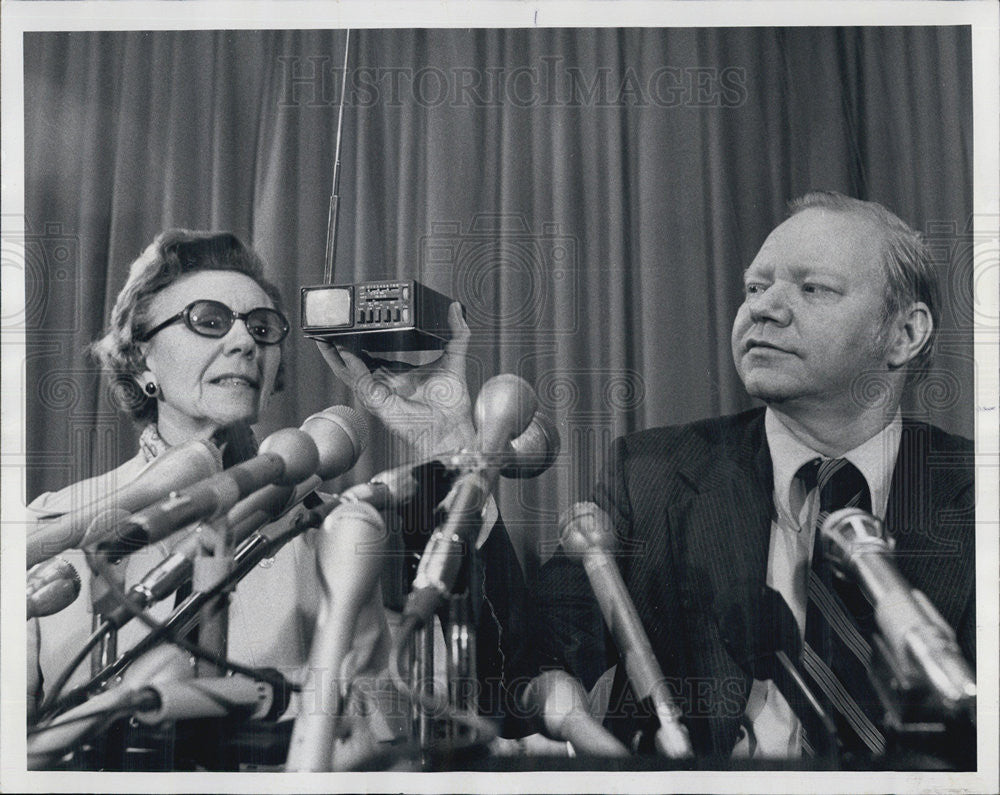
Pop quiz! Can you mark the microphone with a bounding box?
[821,508,977,720]
[26,438,223,567]
[300,404,370,480]
[28,644,196,768]
[132,675,287,724]
[89,505,322,687]
[403,374,537,624]
[521,670,630,757]
[29,644,286,767]
[286,500,389,771]
[106,405,369,627]
[560,502,693,758]
[95,427,320,559]
[215,405,368,538]
[101,489,295,631]
[27,558,82,618]
[340,408,561,510]
[500,409,561,479]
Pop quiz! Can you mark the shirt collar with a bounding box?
[765,407,902,523]
[138,423,171,463]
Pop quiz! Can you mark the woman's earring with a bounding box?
[144,381,158,397]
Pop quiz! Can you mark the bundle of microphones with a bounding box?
[26,373,976,771]
[26,373,565,770]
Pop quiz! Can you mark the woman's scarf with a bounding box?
[138,422,259,467]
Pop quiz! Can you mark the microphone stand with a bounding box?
[409,615,435,759]
[84,509,132,678]
[442,580,478,756]
[399,376,539,767]
[194,516,233,677]
[85,553,129,770]
[181,516,234,771]
[49,482,343,769]
[406,574,480,768]
[404,506,482,768]
[89,569,120,677]
[82,547,183,771]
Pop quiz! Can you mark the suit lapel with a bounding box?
[665,411,774,754]
[670,476,773,672]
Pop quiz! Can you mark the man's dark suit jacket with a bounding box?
[534,407,975,758]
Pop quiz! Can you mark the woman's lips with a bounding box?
[209,374,260,388]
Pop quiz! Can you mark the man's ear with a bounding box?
[885,301,933,369]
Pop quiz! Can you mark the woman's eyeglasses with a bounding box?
[141,300,289,345]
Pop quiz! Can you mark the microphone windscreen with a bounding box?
[473,374,537,454]
[501,410,561,479]
[258,428,320,485]
[558,501,617,558]
[301,405,369,479]
[26,558,81,618]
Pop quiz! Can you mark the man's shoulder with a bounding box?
[605,408,766,496]
[617,407,765,459]
[901,418,974,454]
[895,418,974,506]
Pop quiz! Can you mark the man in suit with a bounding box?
[534,192,975,762]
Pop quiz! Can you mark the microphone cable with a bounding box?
[46,493,342,717]
[35,619,114,721]
[38,520,314,724]
[86,545,296,694]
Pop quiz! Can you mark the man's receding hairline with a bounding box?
[775,204,890,273]
[789,202,886,234]
[787,195,906,269]
[795,204,896,278]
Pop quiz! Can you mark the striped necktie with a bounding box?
[797,457,886,760]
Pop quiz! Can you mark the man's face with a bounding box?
[731,207,891,409]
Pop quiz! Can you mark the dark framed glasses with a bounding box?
[141,300,289,345]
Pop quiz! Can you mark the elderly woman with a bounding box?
[29,231,314,717]
[28,229,529,762]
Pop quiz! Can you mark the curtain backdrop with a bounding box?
[23,27,974,572]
